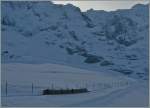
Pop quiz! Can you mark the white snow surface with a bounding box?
[1,63,148,107]
[1,1,149,107]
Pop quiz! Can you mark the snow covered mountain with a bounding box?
[1,1,149,80]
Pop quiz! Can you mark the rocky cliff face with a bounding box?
[1,1,149,80]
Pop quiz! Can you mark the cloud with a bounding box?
[53,0,149,11]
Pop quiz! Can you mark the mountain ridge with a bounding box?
[1,1,149,80]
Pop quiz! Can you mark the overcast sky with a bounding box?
[53,0,149,11]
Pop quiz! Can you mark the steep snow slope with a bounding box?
[1,1,149,80]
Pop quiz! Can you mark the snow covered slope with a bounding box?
[1,1,149,80]
[2,63,148,107]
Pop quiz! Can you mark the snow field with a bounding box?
[1,63,135,106]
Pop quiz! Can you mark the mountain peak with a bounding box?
[132,3,149,9]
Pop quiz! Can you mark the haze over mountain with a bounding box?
[1,1,149,80]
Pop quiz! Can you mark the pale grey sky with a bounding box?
[53,0,149,11]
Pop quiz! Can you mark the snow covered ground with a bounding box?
[1,2,149,107]
[1,63,148,107]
